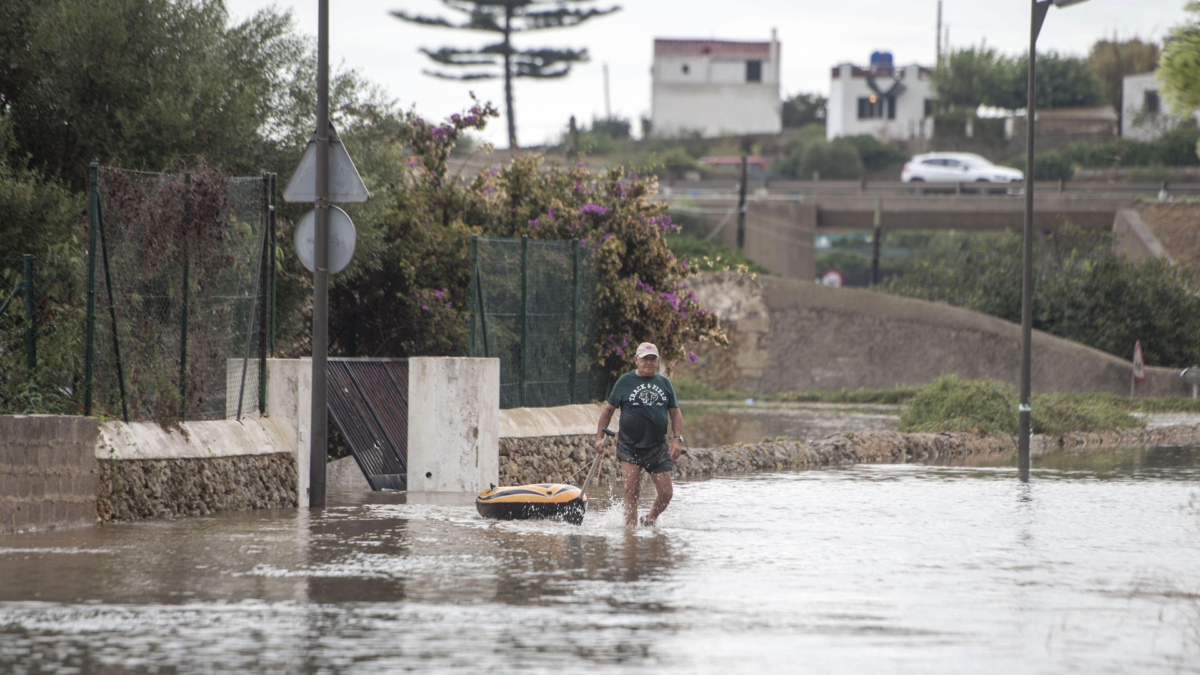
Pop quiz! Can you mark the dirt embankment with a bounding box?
[1138,202,1200,282]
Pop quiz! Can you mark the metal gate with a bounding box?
[326,358,408,491]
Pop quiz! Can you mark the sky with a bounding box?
[224,0,1189,147]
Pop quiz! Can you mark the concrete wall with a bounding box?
[0,416,99,535]
[674,272,1190,397]
[406,357,500,493]
[265,358,311,507]
[1112,208,1169,262]
[1122,72,1200,141]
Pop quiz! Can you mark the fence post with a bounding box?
[22,254,35,374]
[871,198,882,287]
[269,173,278,357]
[98,195,130,424]
[84,164,99,415]
[179,172,191,421]
[259,173,270,414]
[570,239,580,404]
[469,234,478,357]
[519,234,529,408]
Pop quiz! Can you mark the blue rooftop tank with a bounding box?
[869,51,894,69]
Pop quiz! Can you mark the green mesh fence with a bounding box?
[85,166,275,422]
[469,236,605,409]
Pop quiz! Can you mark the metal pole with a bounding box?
[259,174,269,414]
[179,173,191,421]
[570,239,580,404]
[871,199,882,287]
[519,235,529,408]
[736,155,748,250]
[269,173,278,357]
[84,164,99,416]
[23,254,35,373]
[469,234,478,357]
[99,198,130,424]
[310,0,331,508]
[236,208,268,422]
[1018,0,1040,482]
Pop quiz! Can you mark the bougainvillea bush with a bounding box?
[325,101,727,380]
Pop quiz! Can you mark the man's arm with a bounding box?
[668,407,684,460]
[595,403,617,454]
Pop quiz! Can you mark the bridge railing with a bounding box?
[660,179,1200,200]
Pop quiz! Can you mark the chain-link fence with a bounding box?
[0,255,36,376]
[469,235,605,409]
[84,165,277,423]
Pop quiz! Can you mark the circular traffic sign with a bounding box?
[294,206,357,275]
[819,269,844,288]
[1181,366,1200,385]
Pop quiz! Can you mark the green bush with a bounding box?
[794,139,865,180]
[664,235,770,275]
[897,374,1144,436]
[1007,151,1075,180]
[842,135,910,171]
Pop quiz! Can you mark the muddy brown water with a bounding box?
[1,447,1199,674]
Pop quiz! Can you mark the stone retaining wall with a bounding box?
[500,426,1200,487]
[0,416,99,535]
[97,454,296,522]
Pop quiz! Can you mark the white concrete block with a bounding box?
[266,358,312,507]
[406,357,500,493]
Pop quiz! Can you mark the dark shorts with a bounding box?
[616,440,674,474]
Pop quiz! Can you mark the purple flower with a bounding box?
[575,162,586,168]
[603,232,613,240]
[577,204,609,217]
[433,289,445,300]
[687,352,698,364]
[421,305,430,311]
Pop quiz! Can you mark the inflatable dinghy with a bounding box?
[475,484,586,525]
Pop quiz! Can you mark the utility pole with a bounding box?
[603,63,612,120]
[736,155,748,250]
[936,1,943,64]
[310,0,331,508]
[871,199,882,286]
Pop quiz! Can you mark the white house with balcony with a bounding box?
[1122,71,1199,141]
[827,52,936,142]
[650,34,782,138]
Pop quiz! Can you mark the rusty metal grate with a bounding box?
[327,358,408,491]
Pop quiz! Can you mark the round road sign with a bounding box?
[1181,366,1200,385]
[820,269,844,288]
[295,206,357,275]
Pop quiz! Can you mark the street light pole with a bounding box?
[1019,0,1088,482]
[310,0,330,508]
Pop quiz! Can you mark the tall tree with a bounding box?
[781,93,827,128]
[1159,3,1200,122]
[1088,37,1160,125]
[932,45,1015,110]
[390,0,620,149]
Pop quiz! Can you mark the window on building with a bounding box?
[746,60,762,83]
[924,98,937,117]
[857,96,895,120]
[682,63,690,75]
[1145,90,1160,114]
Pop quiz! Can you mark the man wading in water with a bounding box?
[595,342,685,527]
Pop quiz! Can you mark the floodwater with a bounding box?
[2,448,1199,674]
[685,401,898,445]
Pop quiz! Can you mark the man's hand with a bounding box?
[669,438,682,460]
[595,437,607,455]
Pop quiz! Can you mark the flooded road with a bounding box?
[684,401,899,446]
[2,447,1199,674]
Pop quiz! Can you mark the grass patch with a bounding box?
[897,374,1145,436]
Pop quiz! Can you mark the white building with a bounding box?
[1122,72,1199,141]
[827,53,936,141]
[650,34,782,138]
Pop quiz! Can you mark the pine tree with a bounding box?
[390,0,619,148]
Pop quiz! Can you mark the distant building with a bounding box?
[650,34,782,138]
[1122,71,1199,141]
[827,52,935,142]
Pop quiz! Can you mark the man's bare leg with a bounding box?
[643,471,673,525]
[621,462,642,527]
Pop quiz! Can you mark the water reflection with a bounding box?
[685,403,897,446]
[0,449,1197,674]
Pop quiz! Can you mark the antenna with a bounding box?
[937,1,943,64]
[603,63,612,120]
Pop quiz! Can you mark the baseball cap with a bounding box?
[635,342,659,359]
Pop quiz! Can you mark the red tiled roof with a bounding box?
[654,39,772,60]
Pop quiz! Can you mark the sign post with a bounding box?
[281,0,369,508]
[1132,340,1146,397]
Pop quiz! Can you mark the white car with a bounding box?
[901,152,1024,184]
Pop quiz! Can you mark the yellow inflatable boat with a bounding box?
[475,483,586,525]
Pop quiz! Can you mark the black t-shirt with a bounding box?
[607,371,677,448]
